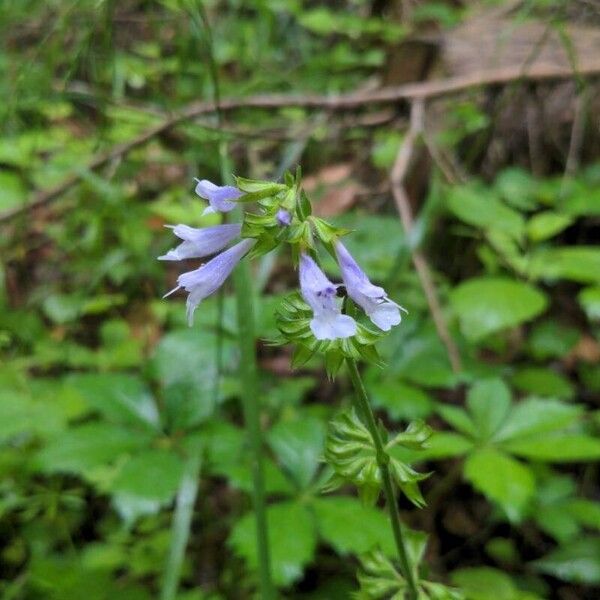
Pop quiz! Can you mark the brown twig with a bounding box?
[390,100,463,374]
[3,61,600,224]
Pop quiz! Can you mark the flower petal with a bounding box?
[158,223,241,261]
[194,179,242,213]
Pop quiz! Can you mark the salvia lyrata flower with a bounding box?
[335,240,406,331]
[299,253,357,341]
[158,223,242,261]
[165,238,256,326]
[195,178,242,215]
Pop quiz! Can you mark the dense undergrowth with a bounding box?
[1,1,600,599]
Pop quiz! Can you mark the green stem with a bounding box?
[234,259,274,600]
[346,359,419,600]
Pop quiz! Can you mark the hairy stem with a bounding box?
[346,358,419,600]
[234,260,274,599]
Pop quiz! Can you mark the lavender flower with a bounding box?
[158,223,242,261]
[299,253,357,341]
[276,209,292,227]
[195,179,242,215]
[335,241,405,331]
[165,238,256,326]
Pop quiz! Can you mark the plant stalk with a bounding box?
[233,260,274,600]
[346,358,419,600]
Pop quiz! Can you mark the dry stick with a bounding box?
[4,61,600,224]
[390,100,463,374]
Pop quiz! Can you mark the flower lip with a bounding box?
[299,253,357,341]
[194,178,242,214]
[335,240,406,332]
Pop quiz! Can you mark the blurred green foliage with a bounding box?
[1,0,600,599]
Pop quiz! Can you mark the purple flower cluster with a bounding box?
[161,181,254,325]
[299,241,405,341]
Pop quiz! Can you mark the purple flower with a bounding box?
[299,253,357,341]
[194,179,242,215]
[335,241,405,331]
[165,238,256,326]
[276,209,292,227]
[158,223,242,261]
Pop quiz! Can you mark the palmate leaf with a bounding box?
[354,548,464,600]
[275,292,386,377]
[323,410,430,508]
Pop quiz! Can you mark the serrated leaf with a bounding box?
[465,378,512,442]
[269,414,325,489]
[450,278,547,341]
[312,497,395,556]
[504,433,600,462]
[230,501,317,586]
[464,448,534,522]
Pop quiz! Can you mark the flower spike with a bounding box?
[335,240,406,331]
[299,253,357,341]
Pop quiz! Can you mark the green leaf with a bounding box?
[579,286,600,320]
[465,378,512,441]
[464,448,534,522]
[230,501,317,586]
[527,211,573,242]
[312,497,395,556]
[495,167,539,211]
[532,537,600,585]
[64,373,159,430]
[495,398,582,442]
[368,377,434,421]
[436,405,477,438]
[107,448,185,504]
[34,423,151,476]
[527,320,580,360]
[450,277,547,341]
[504,433,600,462]
[528,247,600,284]
[451,567,522,600]
[447,184,525,240]
[268,414,325,489]
[511,367,574,400]
[566,499,600,531]
[0,171,26,211]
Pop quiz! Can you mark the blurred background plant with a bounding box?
[1,0,600,599]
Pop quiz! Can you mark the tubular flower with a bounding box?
[158,223,242,261]
[194,179,242,214]
[335,240,405,331]
[299,253,357,341]
[165,238,256,326]
[276,209,292,227]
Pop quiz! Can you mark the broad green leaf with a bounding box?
[64,373,159,430]
[511,368,574,400]
[566,499,600,530]
[495,398,582,442]
[450,278,547,341]
[268,414,325,489]
[214,458,294,496]
[34,423,151,476]
[107,448,184,504]
[451,567,525,600]
[527,320,580,360]
[495,168,539,211]
[312,497,395,556]
[464,448,534,522]
[230,501,317,586]
[579,286,600,320]
[409,431,472,461]
[0,171,26,211]
[532,537,600,585]
[505,433,600,462]
[368,378,434,421]
[528,247,600,284]
[447,184,525,240]
[436,405,477,438]
[466,378,511,441]
[527,211,573,241]
[151,330,232,429]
